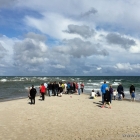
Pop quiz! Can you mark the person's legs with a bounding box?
[49,90,52,96]
[108,102,111,108]
[30,97,33,104]
[42,93,45,100]
[118,93,121,100]
[33,97,35,104]
[78,88,80,95]
[110,94,112,103]
[102,94,104,103]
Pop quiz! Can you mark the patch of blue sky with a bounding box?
[45,35,62,47]
[96,23,136,37]
[0,7,43,37]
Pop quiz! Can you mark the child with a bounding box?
[90,90,96,99]
[96,91,101,96]
[113,90,117,100]
[131,90,135,101]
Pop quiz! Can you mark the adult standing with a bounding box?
[67,82,71,94]
[101,81,108,103]
[109,85,113,104]
[117,83,124,100]
[77,82,81,95]
[48,82,53,97]
[44,82,47,95]
[40,83,46,100]
[101,87,111,109]
[29,85,37,104]
[130,84,135,100]
[80,82,84,93]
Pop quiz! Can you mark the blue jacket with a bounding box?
[101,83,108,94]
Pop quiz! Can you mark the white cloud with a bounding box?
[51,64,65,69]
[24,12,82,40]
[97,67,102,70]
[114,63,138,70]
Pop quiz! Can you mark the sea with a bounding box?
[0,76,140,101]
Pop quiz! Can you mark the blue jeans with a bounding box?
[118,93,121,100]
[49,90,52,96]
[78,88,81,95]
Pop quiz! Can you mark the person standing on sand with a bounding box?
[77,82,81,95]
[101,81,108,103]
[80,82,84,93]
[29,85,37,105]
[130,84,135,100]
[40,83,46,100]
[109,85,113,104]
[101,87,111,109]
[44,82,47,95]
[117,83,124,100]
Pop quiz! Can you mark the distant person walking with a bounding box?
[29,85,37,105]
[101,81,108,103]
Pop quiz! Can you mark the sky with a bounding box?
[0,0,140,76]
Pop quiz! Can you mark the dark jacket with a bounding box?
[48,83,53,90]
[30,88,37,98]
[104,90,110,102]
[117,85,123,94]
[130,85,135,93]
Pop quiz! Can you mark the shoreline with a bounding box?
[0,92,140,103]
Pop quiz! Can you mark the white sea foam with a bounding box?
[115,79,122,81]
[112,82,119,86]
[87,83,100,86]
[1,79,7,82]
[100,81,109,84]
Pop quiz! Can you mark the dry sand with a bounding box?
[0,93,140,140]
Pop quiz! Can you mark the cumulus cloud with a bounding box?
[0,43,7,59]
[25,32,46,42]
[106,33,136,49]
[13,36,48,67]
[64,24,95,38]
[54,38,109,58]
[81,7,97,17]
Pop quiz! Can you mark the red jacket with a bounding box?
[40,85,46,93]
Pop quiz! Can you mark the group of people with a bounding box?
[100,81,136,109]
[28,82,85,104]
[28,80,136,106]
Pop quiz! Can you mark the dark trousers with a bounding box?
[31,97,35,104]
[110,94,112,103]
[67,89,70,94]
[41,93,45,100]
[81,88,84,93]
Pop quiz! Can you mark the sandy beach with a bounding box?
[0,93,140,140]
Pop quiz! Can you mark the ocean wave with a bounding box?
[1,79,7,82]
[86,83,100,86]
